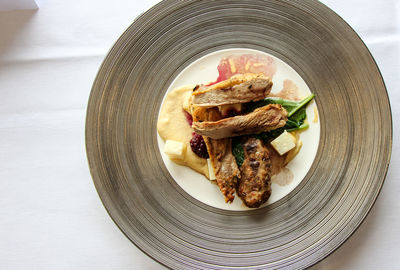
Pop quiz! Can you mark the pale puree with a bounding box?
[157,85,210,178]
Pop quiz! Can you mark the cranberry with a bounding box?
[190,133,209,158]
[183,110,193,126]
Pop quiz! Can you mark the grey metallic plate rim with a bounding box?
[85,0,392,269]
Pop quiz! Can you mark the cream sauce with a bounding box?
[157,85,209,178]
[271,168,294,186]
[270,79,301,101]
[313,105,319,123]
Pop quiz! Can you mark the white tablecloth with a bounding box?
[0,1,398,269]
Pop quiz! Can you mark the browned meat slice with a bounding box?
[191,106,240,203]
[205,137,240,203]
[192,104,287,139]
[237,137,271,208]
[192,74,272,107]
[191,106,222,122]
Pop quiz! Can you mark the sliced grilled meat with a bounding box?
[205,137,240,203]
[192,104,287,139]
[192,74,272,107]
[191,106,240,203]
[237,137,271,208]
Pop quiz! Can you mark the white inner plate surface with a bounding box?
[157,48,320,211]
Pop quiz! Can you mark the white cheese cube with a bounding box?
[207,159,216,180]
[270,131,296,155]
[164,140,185,160]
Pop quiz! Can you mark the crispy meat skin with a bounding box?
[191,106,222,122]
[192,104,287,139]
[192,74,272,107]
[191,106,240,203]
[237,137,271,208]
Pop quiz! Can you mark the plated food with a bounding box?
[87,1,391,267]
[158,54,315,208]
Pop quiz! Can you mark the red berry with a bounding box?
[190,133,209,158]
[183,110,193,126]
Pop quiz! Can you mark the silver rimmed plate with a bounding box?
[86,1,392,268]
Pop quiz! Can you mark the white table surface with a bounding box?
[0,0,398,269]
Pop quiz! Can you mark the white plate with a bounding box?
[157,48,320,210]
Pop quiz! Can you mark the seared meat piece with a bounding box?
[237,137,272,208]
[191,106,240,203]
[191,106,222,122]
[192,74,272,107]
[205,137,240,203]
[192,104,287,139]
